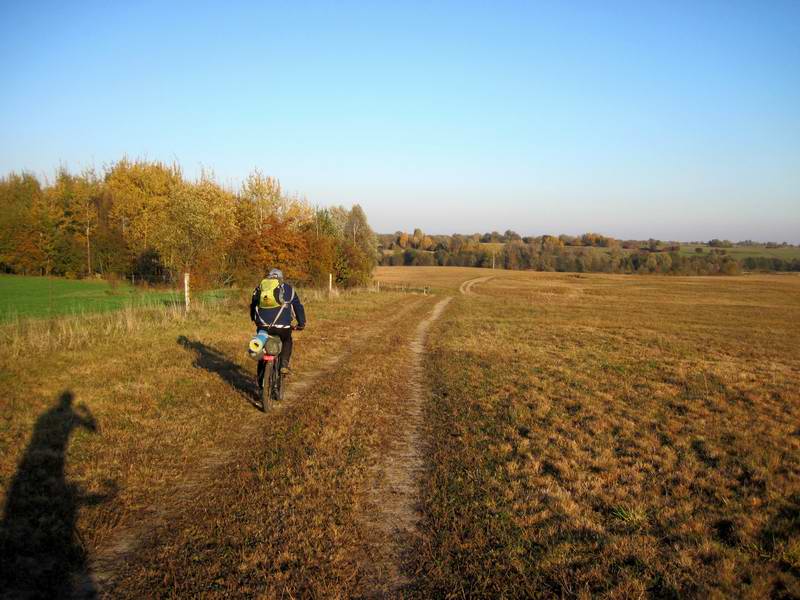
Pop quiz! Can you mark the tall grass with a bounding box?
[1,283,419,360]
[1,299,205,359]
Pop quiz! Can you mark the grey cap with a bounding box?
[267,268,284,281]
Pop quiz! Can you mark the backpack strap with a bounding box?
[267,303,286,329]
[266,284,293,329]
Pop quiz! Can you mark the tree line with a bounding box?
[379,230,800,274]
[0,160,378,288]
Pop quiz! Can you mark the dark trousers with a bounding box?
[256,327,293,384]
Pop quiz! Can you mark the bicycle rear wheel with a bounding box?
[270,356,284,402]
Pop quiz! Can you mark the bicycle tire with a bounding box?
[270,357,283,402]
[276,357,285,401]
[259,361,269,411]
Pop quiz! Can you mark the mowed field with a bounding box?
[377,266,800,597]
[1,267,798,598]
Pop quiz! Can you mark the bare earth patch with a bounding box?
[360,296,452,596]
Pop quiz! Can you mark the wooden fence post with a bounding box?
[184,272,190,313]
[328,273,333,294]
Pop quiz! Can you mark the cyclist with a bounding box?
[249,268,306,383]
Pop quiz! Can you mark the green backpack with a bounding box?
[258,278,282,309]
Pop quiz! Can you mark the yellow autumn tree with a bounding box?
[106,159,182,256]
[155,177,237,289]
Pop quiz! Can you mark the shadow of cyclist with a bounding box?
[0,391,113,598]
[177,335,256,398]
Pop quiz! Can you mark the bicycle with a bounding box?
[256,326,297,411]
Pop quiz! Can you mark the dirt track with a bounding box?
[71,284,465,598]
[458,275,493,295]
[361,297,452,595]
[84,295,434,595]
[78,276,501,597]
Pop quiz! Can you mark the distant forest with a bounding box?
[3,161,797,286]
[378,230,800,275]
[0,161,377,287]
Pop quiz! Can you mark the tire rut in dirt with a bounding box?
[101,294,440,598]
[356,296,453,597]
[458,276,493,295]
[85,295,432,594]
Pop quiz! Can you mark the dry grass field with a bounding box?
[1,267,799,598]
[378,267,800,598]
[0,288,441,597]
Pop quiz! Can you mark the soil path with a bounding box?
[458,275,493,295]
[84,285,463,597]
[360,275,485,590]
[81,297,429,596]
[361,296,452,596]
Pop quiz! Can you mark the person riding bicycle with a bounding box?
[249,268,306,379]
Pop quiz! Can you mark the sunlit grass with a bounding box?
[382,267,800,598]
[0,286,426,597]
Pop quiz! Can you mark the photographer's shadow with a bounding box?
[1,391,115,598]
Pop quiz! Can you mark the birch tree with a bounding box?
[155,177,236,299]
[344,204,378,266]
[241,169,283,233]
[72,168,101,275]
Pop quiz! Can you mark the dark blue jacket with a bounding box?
[250,282,306,329]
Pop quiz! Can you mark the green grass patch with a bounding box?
[0,275,229,322]
[678,244,800,259]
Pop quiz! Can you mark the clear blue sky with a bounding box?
[1,1,798,242]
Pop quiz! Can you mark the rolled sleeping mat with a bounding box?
[248,331,269,359]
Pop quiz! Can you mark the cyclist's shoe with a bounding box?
[280,366,291,375]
